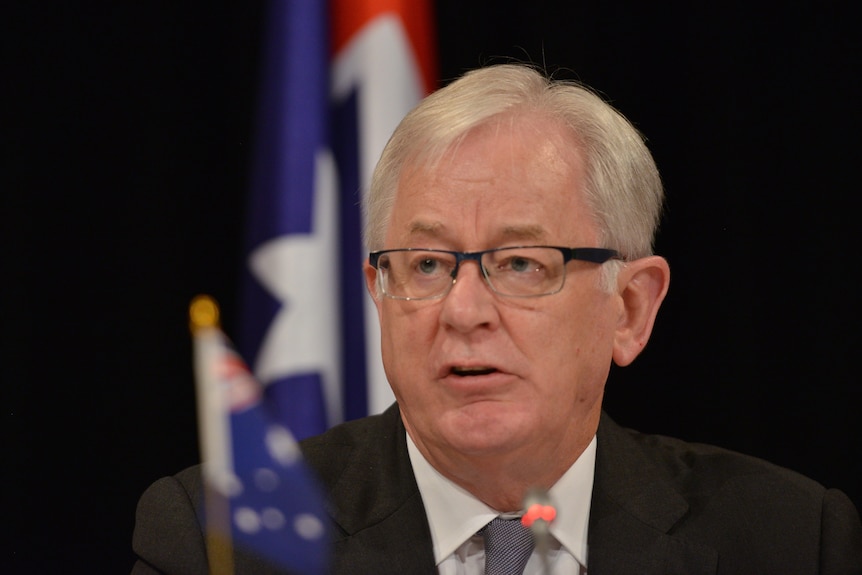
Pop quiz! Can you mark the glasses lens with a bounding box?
[482,247,565,296]
[378,250,457,299]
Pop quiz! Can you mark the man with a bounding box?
[132,64,862,574]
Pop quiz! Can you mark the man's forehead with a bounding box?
[401,110,579,178]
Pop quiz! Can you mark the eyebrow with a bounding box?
[405,221,549,243]
[498,224,547,241]
[407,221,444,236]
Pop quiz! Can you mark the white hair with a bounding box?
[364,64,664,290]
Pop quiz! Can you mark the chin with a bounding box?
[437,404,534,455]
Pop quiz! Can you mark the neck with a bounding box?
[410,426,596,512]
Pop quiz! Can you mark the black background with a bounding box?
[5,2,860,573]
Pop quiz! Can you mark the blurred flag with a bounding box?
[239,0,436,439]
[331,0,437,421]
[191,295,330,575]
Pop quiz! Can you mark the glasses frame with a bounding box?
[368,245,622,300]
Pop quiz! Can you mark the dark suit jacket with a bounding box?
[132,405,862,574]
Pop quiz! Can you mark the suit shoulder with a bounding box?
[599,414,862,530]
[594,414,862,570]
[633,426,823,493]
[132,465,208,574]
[299,404,402,487]
[301,405,398,451]
[596,412,847,517]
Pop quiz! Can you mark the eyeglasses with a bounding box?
[369,246,621,300]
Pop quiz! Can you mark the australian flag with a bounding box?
[191,296,330,574]
[238,0,437,440]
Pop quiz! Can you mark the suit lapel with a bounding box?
[321,405,437,574]
[587,413,718,575]
[330,489,435,573]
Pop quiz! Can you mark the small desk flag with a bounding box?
[191,295,330,575]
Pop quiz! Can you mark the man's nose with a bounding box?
[439,260,499,332]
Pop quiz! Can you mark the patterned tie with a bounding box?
[481,517,535,575]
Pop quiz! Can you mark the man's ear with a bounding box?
[364,258,383,304]
[612,256,670,367]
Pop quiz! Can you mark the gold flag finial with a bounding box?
[189,294,220,332]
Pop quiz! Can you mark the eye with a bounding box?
[496,254,542,275]
[417,257,441,275]
[508,256,537,273]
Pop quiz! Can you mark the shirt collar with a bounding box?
[547,435,596,566]
[406,432,596,567]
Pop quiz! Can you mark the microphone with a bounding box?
[522,487,556,574]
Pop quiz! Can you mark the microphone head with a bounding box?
[521,487,556,538]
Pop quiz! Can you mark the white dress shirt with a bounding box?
[406,433,596,574]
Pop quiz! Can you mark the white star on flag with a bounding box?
[247,149,343,427]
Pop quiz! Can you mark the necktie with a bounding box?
[482,517,535,575]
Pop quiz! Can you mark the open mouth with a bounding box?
[450,366,497,377]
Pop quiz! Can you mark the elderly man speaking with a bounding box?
[132,64,862,575]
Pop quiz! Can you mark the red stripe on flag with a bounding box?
[331,0,437,94]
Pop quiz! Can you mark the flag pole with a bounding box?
[190,295,235,575]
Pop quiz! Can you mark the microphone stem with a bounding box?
[523,487,556,574]
[541,554,551,575]
[534,522,551,575]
